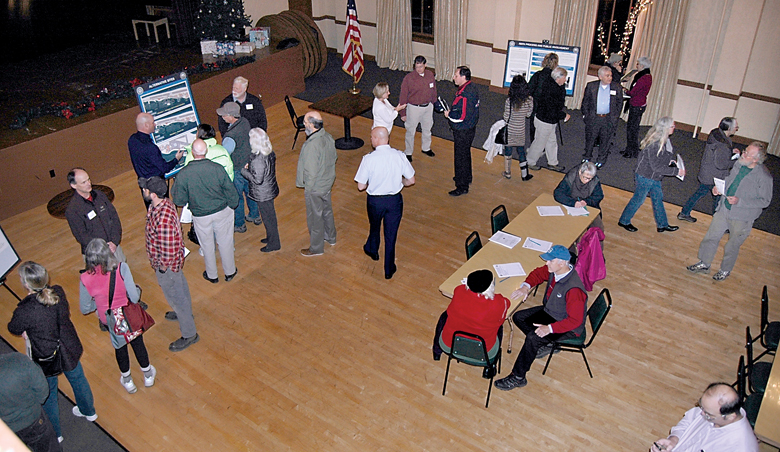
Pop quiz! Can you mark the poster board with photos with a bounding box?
[0,225,21,283]
[135,72,201,178]
[502,41,580,96]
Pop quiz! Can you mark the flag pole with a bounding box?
[349,44,360,94]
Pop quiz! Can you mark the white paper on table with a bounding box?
[714,178,725,195]
[489,231,522,248]
[675,154,685,181]
[523,237,552,252]
[536,205,565,216]
[564,206,589,216]
[494,262,526,278]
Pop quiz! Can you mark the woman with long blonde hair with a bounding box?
[8,261,97,443]
[618,116,686,233]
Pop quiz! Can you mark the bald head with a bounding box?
[371,127,389,148]
[191,139,208,158]
[136,113,155,134]
[699,383,742,426]
[304,111,323,135]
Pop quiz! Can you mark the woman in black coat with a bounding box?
[8,261,97,441]
[241,128,281,252]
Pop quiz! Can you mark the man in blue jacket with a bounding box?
[444,66,479,197]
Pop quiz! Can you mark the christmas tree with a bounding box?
[196,0,252,41]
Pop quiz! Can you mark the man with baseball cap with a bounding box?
[494,245,587,391]
[217,101,257,233]
[432,269,510,378]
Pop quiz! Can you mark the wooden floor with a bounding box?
[1,97,778,451]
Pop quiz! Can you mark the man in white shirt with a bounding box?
[650,383,758,452]
[354,127,416,279]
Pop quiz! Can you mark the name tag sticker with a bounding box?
[610,90,617,95]
[429,83,434,88]
[246,104,254,110]
[87,210,97,220]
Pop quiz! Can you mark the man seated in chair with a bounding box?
[494,245,587,391]
[433,269,510,378]
[650,383,757,452]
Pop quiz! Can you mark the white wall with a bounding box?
[267,0,778,143]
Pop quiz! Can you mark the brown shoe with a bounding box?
[300,248,323,257]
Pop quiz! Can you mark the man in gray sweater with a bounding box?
[296,111,338,257]
[687,142,773,281]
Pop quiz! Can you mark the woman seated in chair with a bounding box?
[553,161,604,231]
[432,270,510,377]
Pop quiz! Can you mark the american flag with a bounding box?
[342,0,364,82]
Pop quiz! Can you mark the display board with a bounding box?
[502,41,580,96]
[135,72,201,178]
[0,225,21,283]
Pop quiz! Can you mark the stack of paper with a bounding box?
[494,263,526,278]
[489,231,522,249]
[537,205,564,216]
[523,237,552,252]
[564,206,589,216]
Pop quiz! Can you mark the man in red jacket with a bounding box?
[494,245,587,391]
[433,269,510,377]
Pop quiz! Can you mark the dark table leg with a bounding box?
[334,117,364,150]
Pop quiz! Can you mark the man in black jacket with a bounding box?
[580,66,624,168]
[65,168,124,261]
[217,76,267,137]
[527,67,570,172]
[444,66,480,197]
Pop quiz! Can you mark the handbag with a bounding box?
[494,104,511,145]
[112,265,155,333]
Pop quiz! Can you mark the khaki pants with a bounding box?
[404,104,434,155]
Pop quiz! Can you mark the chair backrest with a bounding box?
[491,205,509,235]
[761,285,769,331]
[465,231,482,260]
[737,355,747,401]
[284,95,299,127]
[583,288,612,348]
[451,331,491,367]
[745,326,756,372]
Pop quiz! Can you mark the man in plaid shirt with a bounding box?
[141,176,200,352]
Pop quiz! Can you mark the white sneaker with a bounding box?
[121,375,137,394]
[143,365,157,387]
[72,406,98,422]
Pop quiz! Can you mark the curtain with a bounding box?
[630,0,691,125]
[376,0,413,71]
[550,0,599,109]
[768,111,780,156]
[434,0,469,81]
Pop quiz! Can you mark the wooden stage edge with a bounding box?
[0,98,779,452]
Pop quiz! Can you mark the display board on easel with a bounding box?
[0,225,22,301]
[135,72,201,178]
[501,40,581,96]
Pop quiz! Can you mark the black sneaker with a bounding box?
[677,212,697,223]
[165,311,178,321]
[482,366,497,379]
[406,155,413,162]
[202,271,219,284]
[448,188,468,196]
[494,374,528,391]
[169,334,200,352]
[422,150,435,157]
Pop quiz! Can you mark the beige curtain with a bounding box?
[376,0,413,71]
[768,112,780,156]
[550,0,599,109]
[630,0,691,125]
[434,0,469,81]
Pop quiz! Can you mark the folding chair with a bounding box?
[442,331,501,408]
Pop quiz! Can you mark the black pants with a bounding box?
[510,306,576,377]
[364,193,403,276]
[452,127,475,190]
[115,334,150,373]
[258,199,281,250]
[582,116,616,164]
[623,105,646,157]
[15,408,61,452]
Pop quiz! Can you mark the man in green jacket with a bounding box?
[173,139,240,283]
[296,111,338,257]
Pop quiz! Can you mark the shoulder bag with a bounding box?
[33,308,64,377]
[113,265,155,333]
[495,104,510,145]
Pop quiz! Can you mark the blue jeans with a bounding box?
[619,174,669,228]
[233,171,259,227]
[44,362,95,437]
[681,183,720,216]
[504,146,526,161]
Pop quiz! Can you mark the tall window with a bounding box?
[412,0,434,41]
[589,0,652,66]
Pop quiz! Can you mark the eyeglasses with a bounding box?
[696,399,725,421]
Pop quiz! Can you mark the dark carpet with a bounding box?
[297,52,779,236]
[0,334,128,452]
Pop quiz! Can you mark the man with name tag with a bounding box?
[494,245,587,391]
[354,127,415,280]
[580,66,624,168]
[398,55,438,162]
[218,76,267,136]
